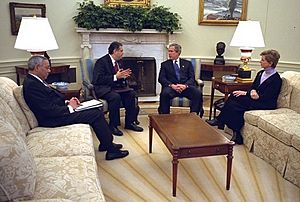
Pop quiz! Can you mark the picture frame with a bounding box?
[199,0,248,26]
[104,0,150,7]
[9,2,46,35]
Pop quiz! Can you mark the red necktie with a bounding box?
[114,62,119,73]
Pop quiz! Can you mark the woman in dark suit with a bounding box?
[207,49,282,144]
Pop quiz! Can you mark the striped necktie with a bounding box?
[174,60,180,80]
[114,62,119,73]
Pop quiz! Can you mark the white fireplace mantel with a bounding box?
[76,28,181,101]
[76,28,180,58]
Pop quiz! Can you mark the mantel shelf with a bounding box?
[76,27,182,35]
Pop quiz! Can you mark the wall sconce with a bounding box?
[14,17,58,65]
[230,21,265,82]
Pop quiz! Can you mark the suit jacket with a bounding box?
[158,58,196,88]
[23,74,69,126]
[219,69,282,131]
[247,69,282,109]
[92,54,128,97]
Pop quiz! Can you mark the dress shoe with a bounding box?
[98,143,123,152]
[105,149,129,160]
[125,123,143,132]
[135,120,140,125]
[199,108,204,118]
[231,131,244,145]
[206,119,219,126]
[111,126,123,136]
[217,123,225,130]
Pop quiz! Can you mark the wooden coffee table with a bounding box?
[148,113,234,197]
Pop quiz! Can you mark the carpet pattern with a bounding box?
[93,115,299,202]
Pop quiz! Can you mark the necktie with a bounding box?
[114,62,119,73]
[174,61,180,80]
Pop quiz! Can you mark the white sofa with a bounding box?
[241,71,300,187]
[0,77,105,201]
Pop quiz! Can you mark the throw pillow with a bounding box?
[277,77,292,108]
[13,86,38,129]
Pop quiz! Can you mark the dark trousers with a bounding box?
[159,86,203,114]
[101,89,137,127]
[39,108,114,151]
[218,95,251,131]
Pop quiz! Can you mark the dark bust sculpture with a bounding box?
[214,42,226,65]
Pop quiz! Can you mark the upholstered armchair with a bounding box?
[80,59,139,117]
[169,58,204,113]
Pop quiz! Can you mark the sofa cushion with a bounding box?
[27,124,95,157]
[257,113,300,146]
[291,133,300,151]
[277,77,292,108]
[33,156,104,201]
[13,86,38,129]
[0,77,31,134]
[0,97,26,140]
[244,108,296,126]
[0,121,36,201]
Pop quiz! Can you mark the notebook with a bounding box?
[75,99,103,112]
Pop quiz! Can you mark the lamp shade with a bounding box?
[14,17,58,52]
[230,21,265,49]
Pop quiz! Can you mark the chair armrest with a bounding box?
[82,80,97,99]
[196,79,204,87]
[82,80,94,90]
[196,79,204,94]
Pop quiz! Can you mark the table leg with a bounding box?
[209,82,215,120]
[226,143,234,190]
[149,122,153,153]
[172,154,179,197]
[17,73,20,86]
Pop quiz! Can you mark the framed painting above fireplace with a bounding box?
[104,0,150,7]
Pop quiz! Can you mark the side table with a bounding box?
[200,63,240,81]
[209,77,252,120]
[15,63,70,85]
[52,83,82,100]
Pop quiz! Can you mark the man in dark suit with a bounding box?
[158,43,203,115]
[23,55,129,160]
[92,41,143,136]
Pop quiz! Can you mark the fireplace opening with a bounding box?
[121,57,156,97]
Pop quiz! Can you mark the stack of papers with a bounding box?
[75,99,103,112]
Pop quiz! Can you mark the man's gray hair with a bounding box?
[27,55,48,71]
[168,43,182,54]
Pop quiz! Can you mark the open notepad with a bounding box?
[75,99,103,112]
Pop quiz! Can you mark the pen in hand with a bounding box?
[69,97,81,109]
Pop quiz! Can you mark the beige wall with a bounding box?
[1,0,300,82]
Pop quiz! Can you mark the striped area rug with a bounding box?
[93,115,299,202]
